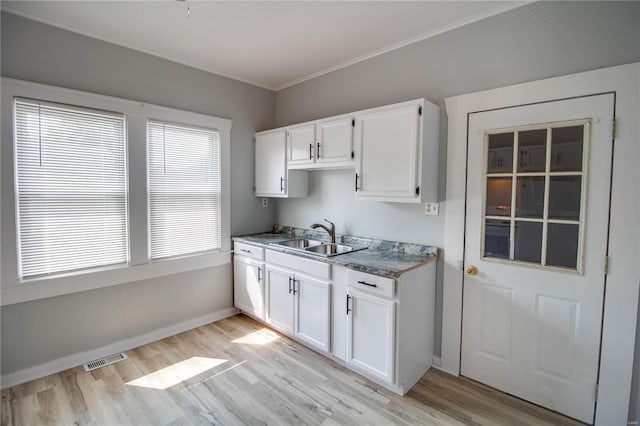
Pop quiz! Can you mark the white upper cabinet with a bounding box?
[255,129,308,198]
[256,98,438,201]
[354,99,439,203]
[316,117,354,166]
[288,116,355,170]
[288,124,316,166]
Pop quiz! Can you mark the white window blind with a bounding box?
[15,99,128,279]
[147,121,221,260]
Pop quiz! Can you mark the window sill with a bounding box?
[1,250,231,306]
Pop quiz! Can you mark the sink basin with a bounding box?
[271,239,367,257]
[304,243,367,257]
[272,238,323,249]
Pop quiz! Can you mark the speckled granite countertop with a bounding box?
[232,225,438,279]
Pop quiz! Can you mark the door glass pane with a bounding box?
[486,177,512,216]
[515,176,545,218]
[547,223,579,269]
[551,126,584,172]
[487,133,514,173]
[484,219,510,259]
[482,120,587,272]
[517,129,547,172]
[514,221,543,263]
[549,176,582,220]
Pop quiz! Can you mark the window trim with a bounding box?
[1,77,232,306]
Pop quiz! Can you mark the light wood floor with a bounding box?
[1,314,581,426]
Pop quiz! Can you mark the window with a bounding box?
[14,99,128,278]
[482,120,589,272]
[4,78,231,303]
[147,121,221,259]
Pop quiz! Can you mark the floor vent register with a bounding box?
[83,352,128,372]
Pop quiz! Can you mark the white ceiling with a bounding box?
[2,1,526,90]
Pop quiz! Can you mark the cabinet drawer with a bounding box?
[347,269,395,299]
[266,250,330,279]
[234,241,264,261]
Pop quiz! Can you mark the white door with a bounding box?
[461,94,614,424]
[346,288,395,385]
[294,275,331,352]
[255,131,286,196]
[288,124,316,165]
[317,117,353,164]
[233,257,264,319]
[355,104,419,200]
[265,266,294,334]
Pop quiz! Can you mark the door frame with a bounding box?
[442,62,639,425]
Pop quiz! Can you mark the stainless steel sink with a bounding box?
[305,243,364,257]
[272,238,323,249]
[271,239,367,257]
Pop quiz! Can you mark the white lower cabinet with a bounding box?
[346,288,396,385]
[233,242,265,320]
[295,275,331,352]
[233,256,264,320]
[233,244,436,396]
[264,250,331,353]
[344,266,436,394]
[265,265,295,334]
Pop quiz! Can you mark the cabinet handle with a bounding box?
[257,267,262,283]
[288,276,292,294]
[346,294,352,315]
[355,173,360,192]
[357,280,377,288]
[239,249,252,253]
[280,177,284,192]
[309,143,313,160]
[317,142,321,158]
[292,278,298,295]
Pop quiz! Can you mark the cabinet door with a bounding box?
[233,256,264,319]
[288,124,316,166]
[265,266,294,334]
[317,117,353,165]
[355,104,420,201]
[346,289,396,385]
[256,130,286,196]
[294,275,331,353]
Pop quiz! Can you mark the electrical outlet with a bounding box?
[261,198,269,208]
[424,202,439,215]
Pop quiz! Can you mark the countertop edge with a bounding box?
[232,235,438,279]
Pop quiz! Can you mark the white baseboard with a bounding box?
[1,307,239,389]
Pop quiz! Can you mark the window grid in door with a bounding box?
[480,119,590,273]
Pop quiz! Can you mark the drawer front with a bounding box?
[234,241,264,261]
[265,250,330,279]
[347,269,395,299]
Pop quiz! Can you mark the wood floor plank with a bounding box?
[1,314,583,426]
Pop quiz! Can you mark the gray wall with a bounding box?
[276,1,639,126]
[1,12,275,375]
[274,0,639,364]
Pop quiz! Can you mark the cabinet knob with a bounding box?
[466,265,478,276]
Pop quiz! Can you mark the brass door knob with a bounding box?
[466,265,478,275]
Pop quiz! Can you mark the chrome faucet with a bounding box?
[311,219,336,244]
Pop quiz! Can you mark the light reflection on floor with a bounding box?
[126,356,227,390]
[231,327,280,345]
